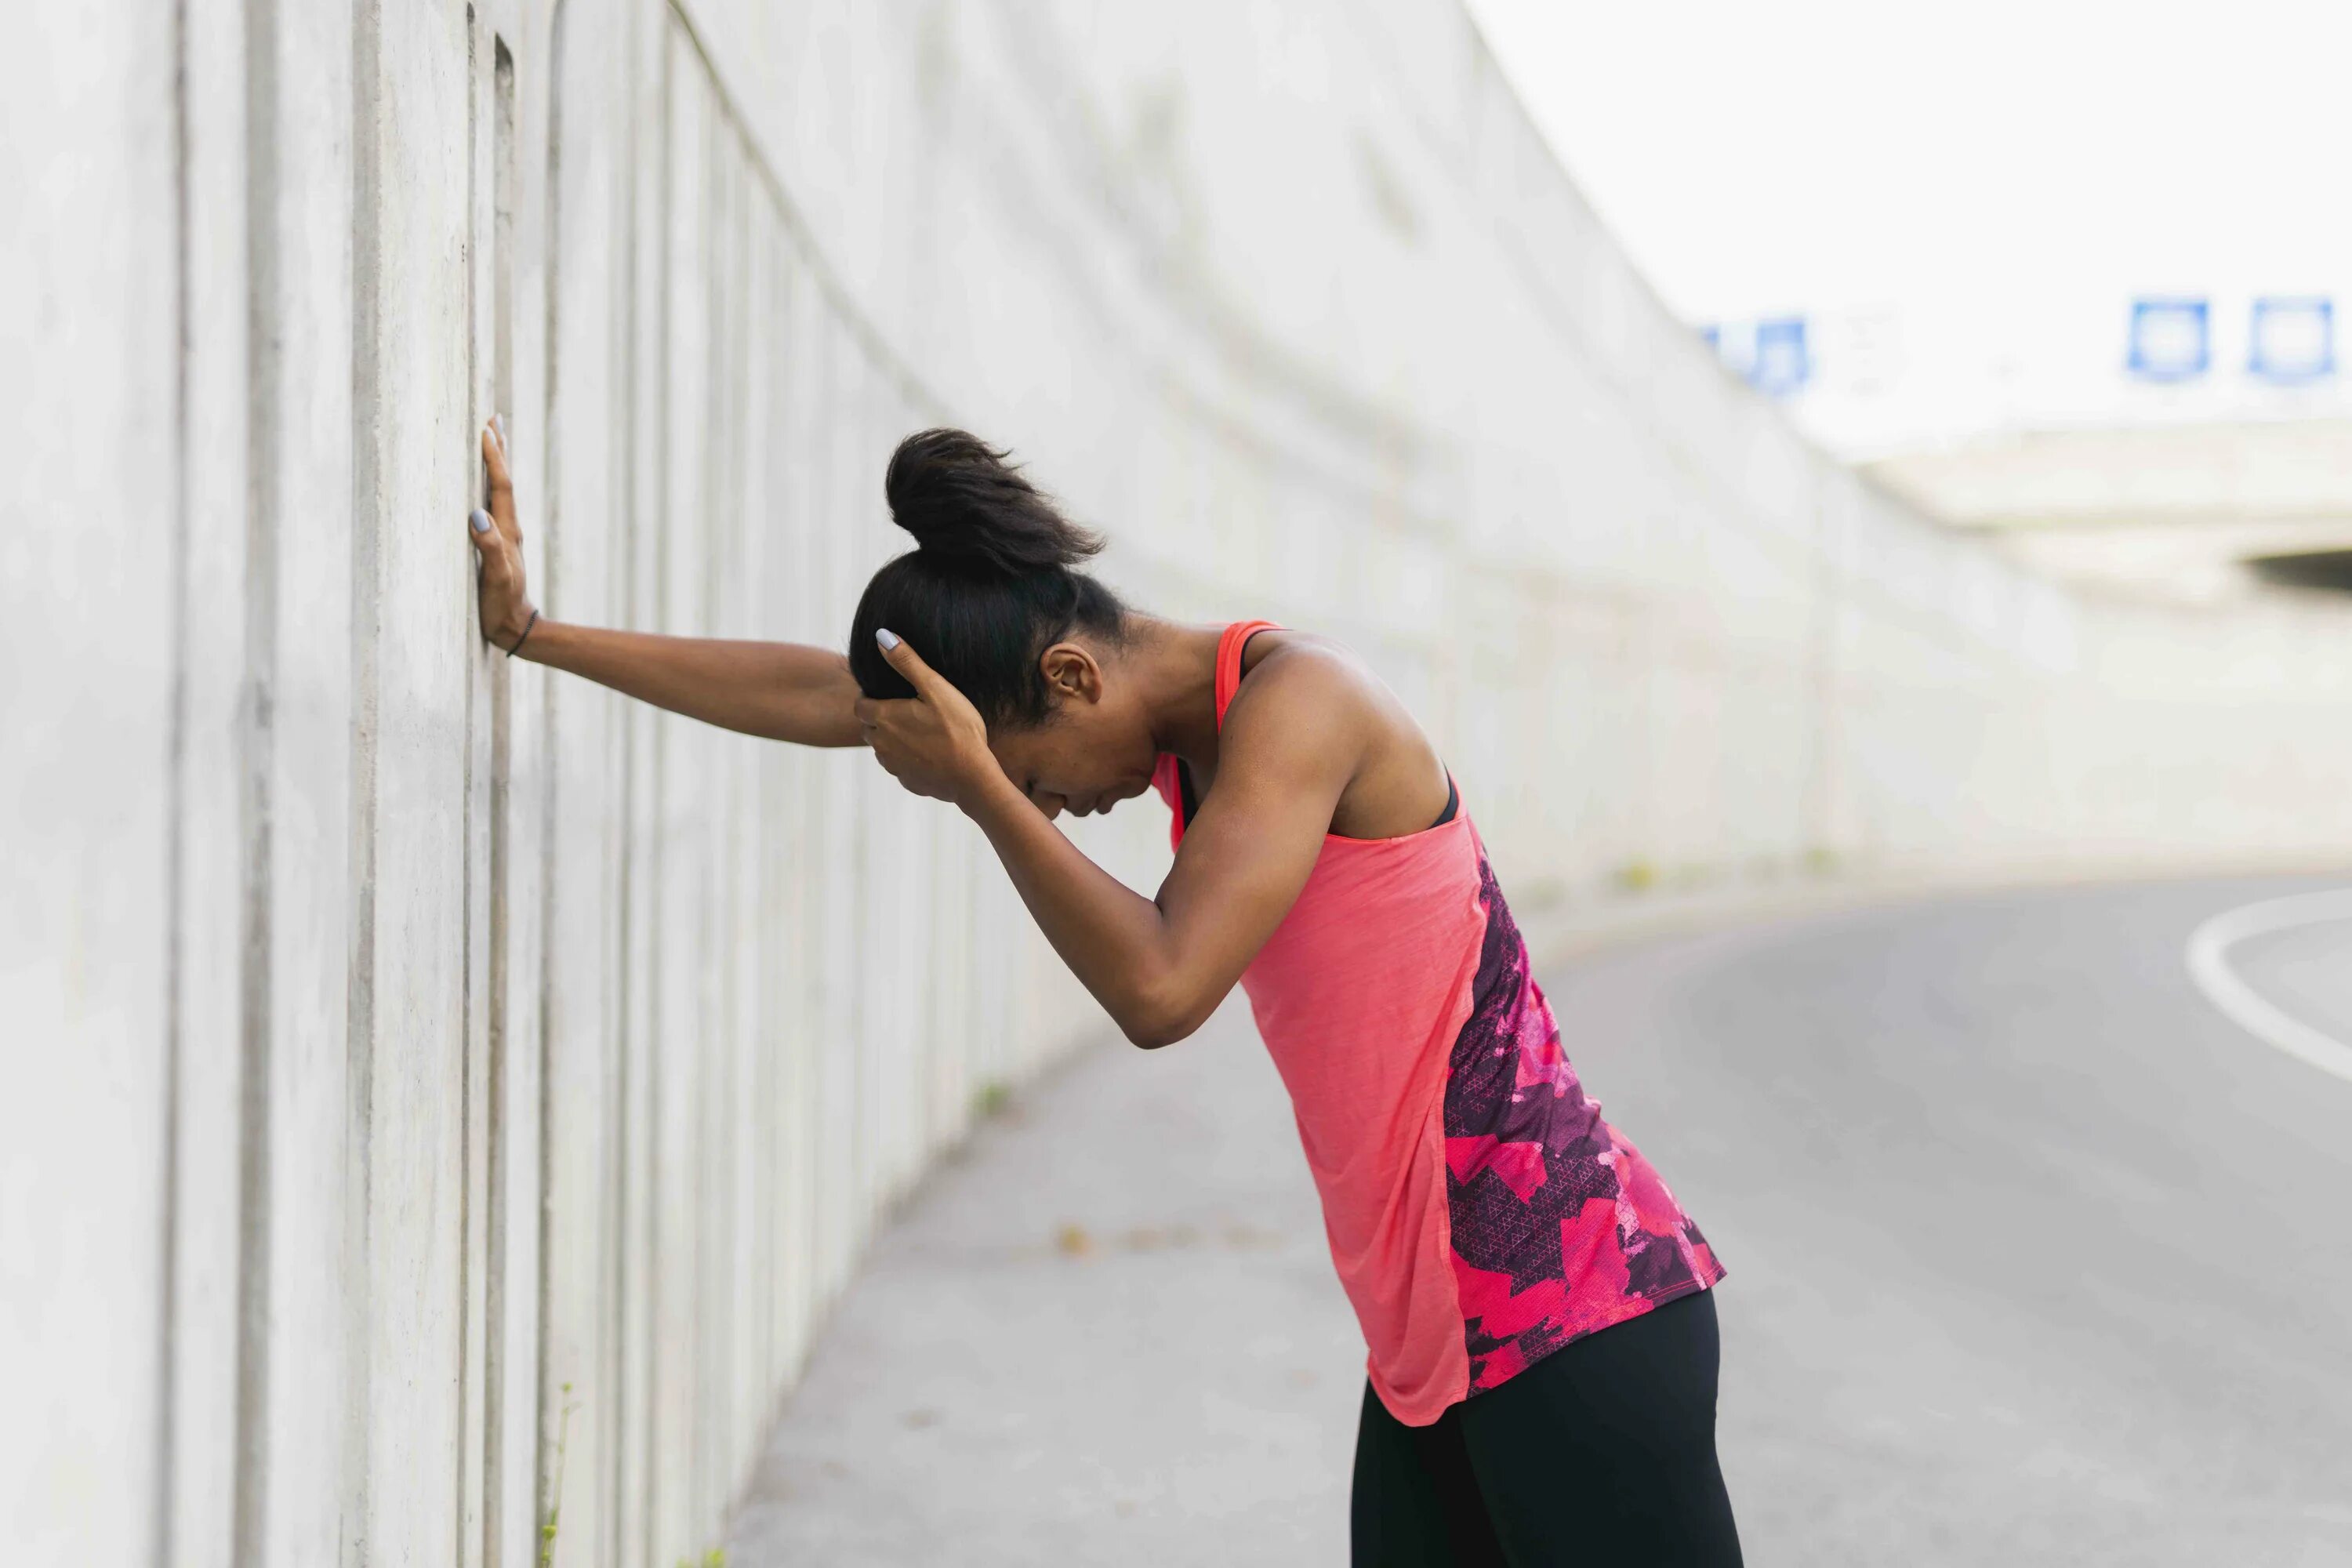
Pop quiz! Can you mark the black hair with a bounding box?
[848,429,1127,726]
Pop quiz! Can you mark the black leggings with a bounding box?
[1350,1289,1743,1566]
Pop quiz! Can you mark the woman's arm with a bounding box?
[513,622,865,748]
[858,633,1360,1047]
[467,419,863,747]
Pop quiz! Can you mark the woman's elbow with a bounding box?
[1120,1020,1195,1053]
[1116,986,1213,1050]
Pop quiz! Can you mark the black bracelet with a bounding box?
[507,608,539,658]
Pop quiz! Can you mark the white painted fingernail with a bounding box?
[470,509,492,534]
[876,628,901,650]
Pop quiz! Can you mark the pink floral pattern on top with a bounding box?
[1442,855,1725,1392]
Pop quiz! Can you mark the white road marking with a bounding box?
[2184,889,2352,1086]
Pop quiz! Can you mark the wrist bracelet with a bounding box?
[508,608,539,658]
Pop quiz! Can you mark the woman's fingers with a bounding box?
[862,635,994,804]
[474,419,528,592]
[467,502,528,628]
[874,629,950,704]
[481,418,520,543]
[468,507,499,568]
[464,424,538,649]
[856,708,906,760]
[467,509,514,597]
[856,702,951,799]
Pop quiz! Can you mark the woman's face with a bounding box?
[986,643,1162,822]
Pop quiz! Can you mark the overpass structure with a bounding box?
[7,3,2350,1566]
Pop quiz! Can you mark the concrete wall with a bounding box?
[6,3,2347,1566]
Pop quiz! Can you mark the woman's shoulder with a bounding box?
[1234,628,1374,703]
[1225,630,1397,746]
[1223,626,1450,837]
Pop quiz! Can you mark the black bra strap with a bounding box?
[1430,773,1459,829]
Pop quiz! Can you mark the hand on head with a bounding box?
[855,630,998,807]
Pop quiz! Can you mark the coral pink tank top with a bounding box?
[1152,622,1724,1425]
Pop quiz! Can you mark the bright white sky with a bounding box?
[1460,0,2352,328]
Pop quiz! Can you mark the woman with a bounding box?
[468,419,1741,1565]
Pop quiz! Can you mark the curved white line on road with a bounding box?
[2185,889,2352,1085]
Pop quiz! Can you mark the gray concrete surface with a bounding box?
[731,875,2352,1566]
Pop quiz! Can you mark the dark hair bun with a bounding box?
[884,428,1102,574]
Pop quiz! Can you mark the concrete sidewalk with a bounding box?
[720,880,1838,1566]
[727,866,2352,1566]
[728,998,1363,1565]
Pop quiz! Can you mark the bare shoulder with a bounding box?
[1205,634,1376,804]
[1221,629,1448,837]
[1222,631,1388,735]
[1217,630,1421,786]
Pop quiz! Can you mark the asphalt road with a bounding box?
[731,874,2352,1566]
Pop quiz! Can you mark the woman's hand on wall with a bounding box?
[454,414,866,744]
[466,416,539,652]
[855,631,1000,807]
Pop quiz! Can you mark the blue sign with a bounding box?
[2248,296,2334,382]
[1750,317,1810,397]
[2127,298,2209,381]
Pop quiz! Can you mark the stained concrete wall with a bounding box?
[6,3,2348,1567]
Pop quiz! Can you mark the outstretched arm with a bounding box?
[857,631,1358,1047]
[466,419,862,748]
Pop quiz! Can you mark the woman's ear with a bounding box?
[1038,641,1104,705]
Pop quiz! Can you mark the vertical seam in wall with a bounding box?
[803,318,831,1330]
[232,0,282,1559]
[720,111,742,1519]
[154,2,194,1563]
[747,223,770,1413]
[603,5,644,1555]
[483,34,517,1568]
[456,13,481,1566]
[531,5,568,1551]
[344,2,385,1562]
[758,243,789,1425]
[691,79,724,1530]
[719,154,753,1510]
[734,200,756,1466]
[641,27,675,1564]
[851,404,869,1255]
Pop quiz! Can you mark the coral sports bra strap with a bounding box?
[1214,620,1283,730]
